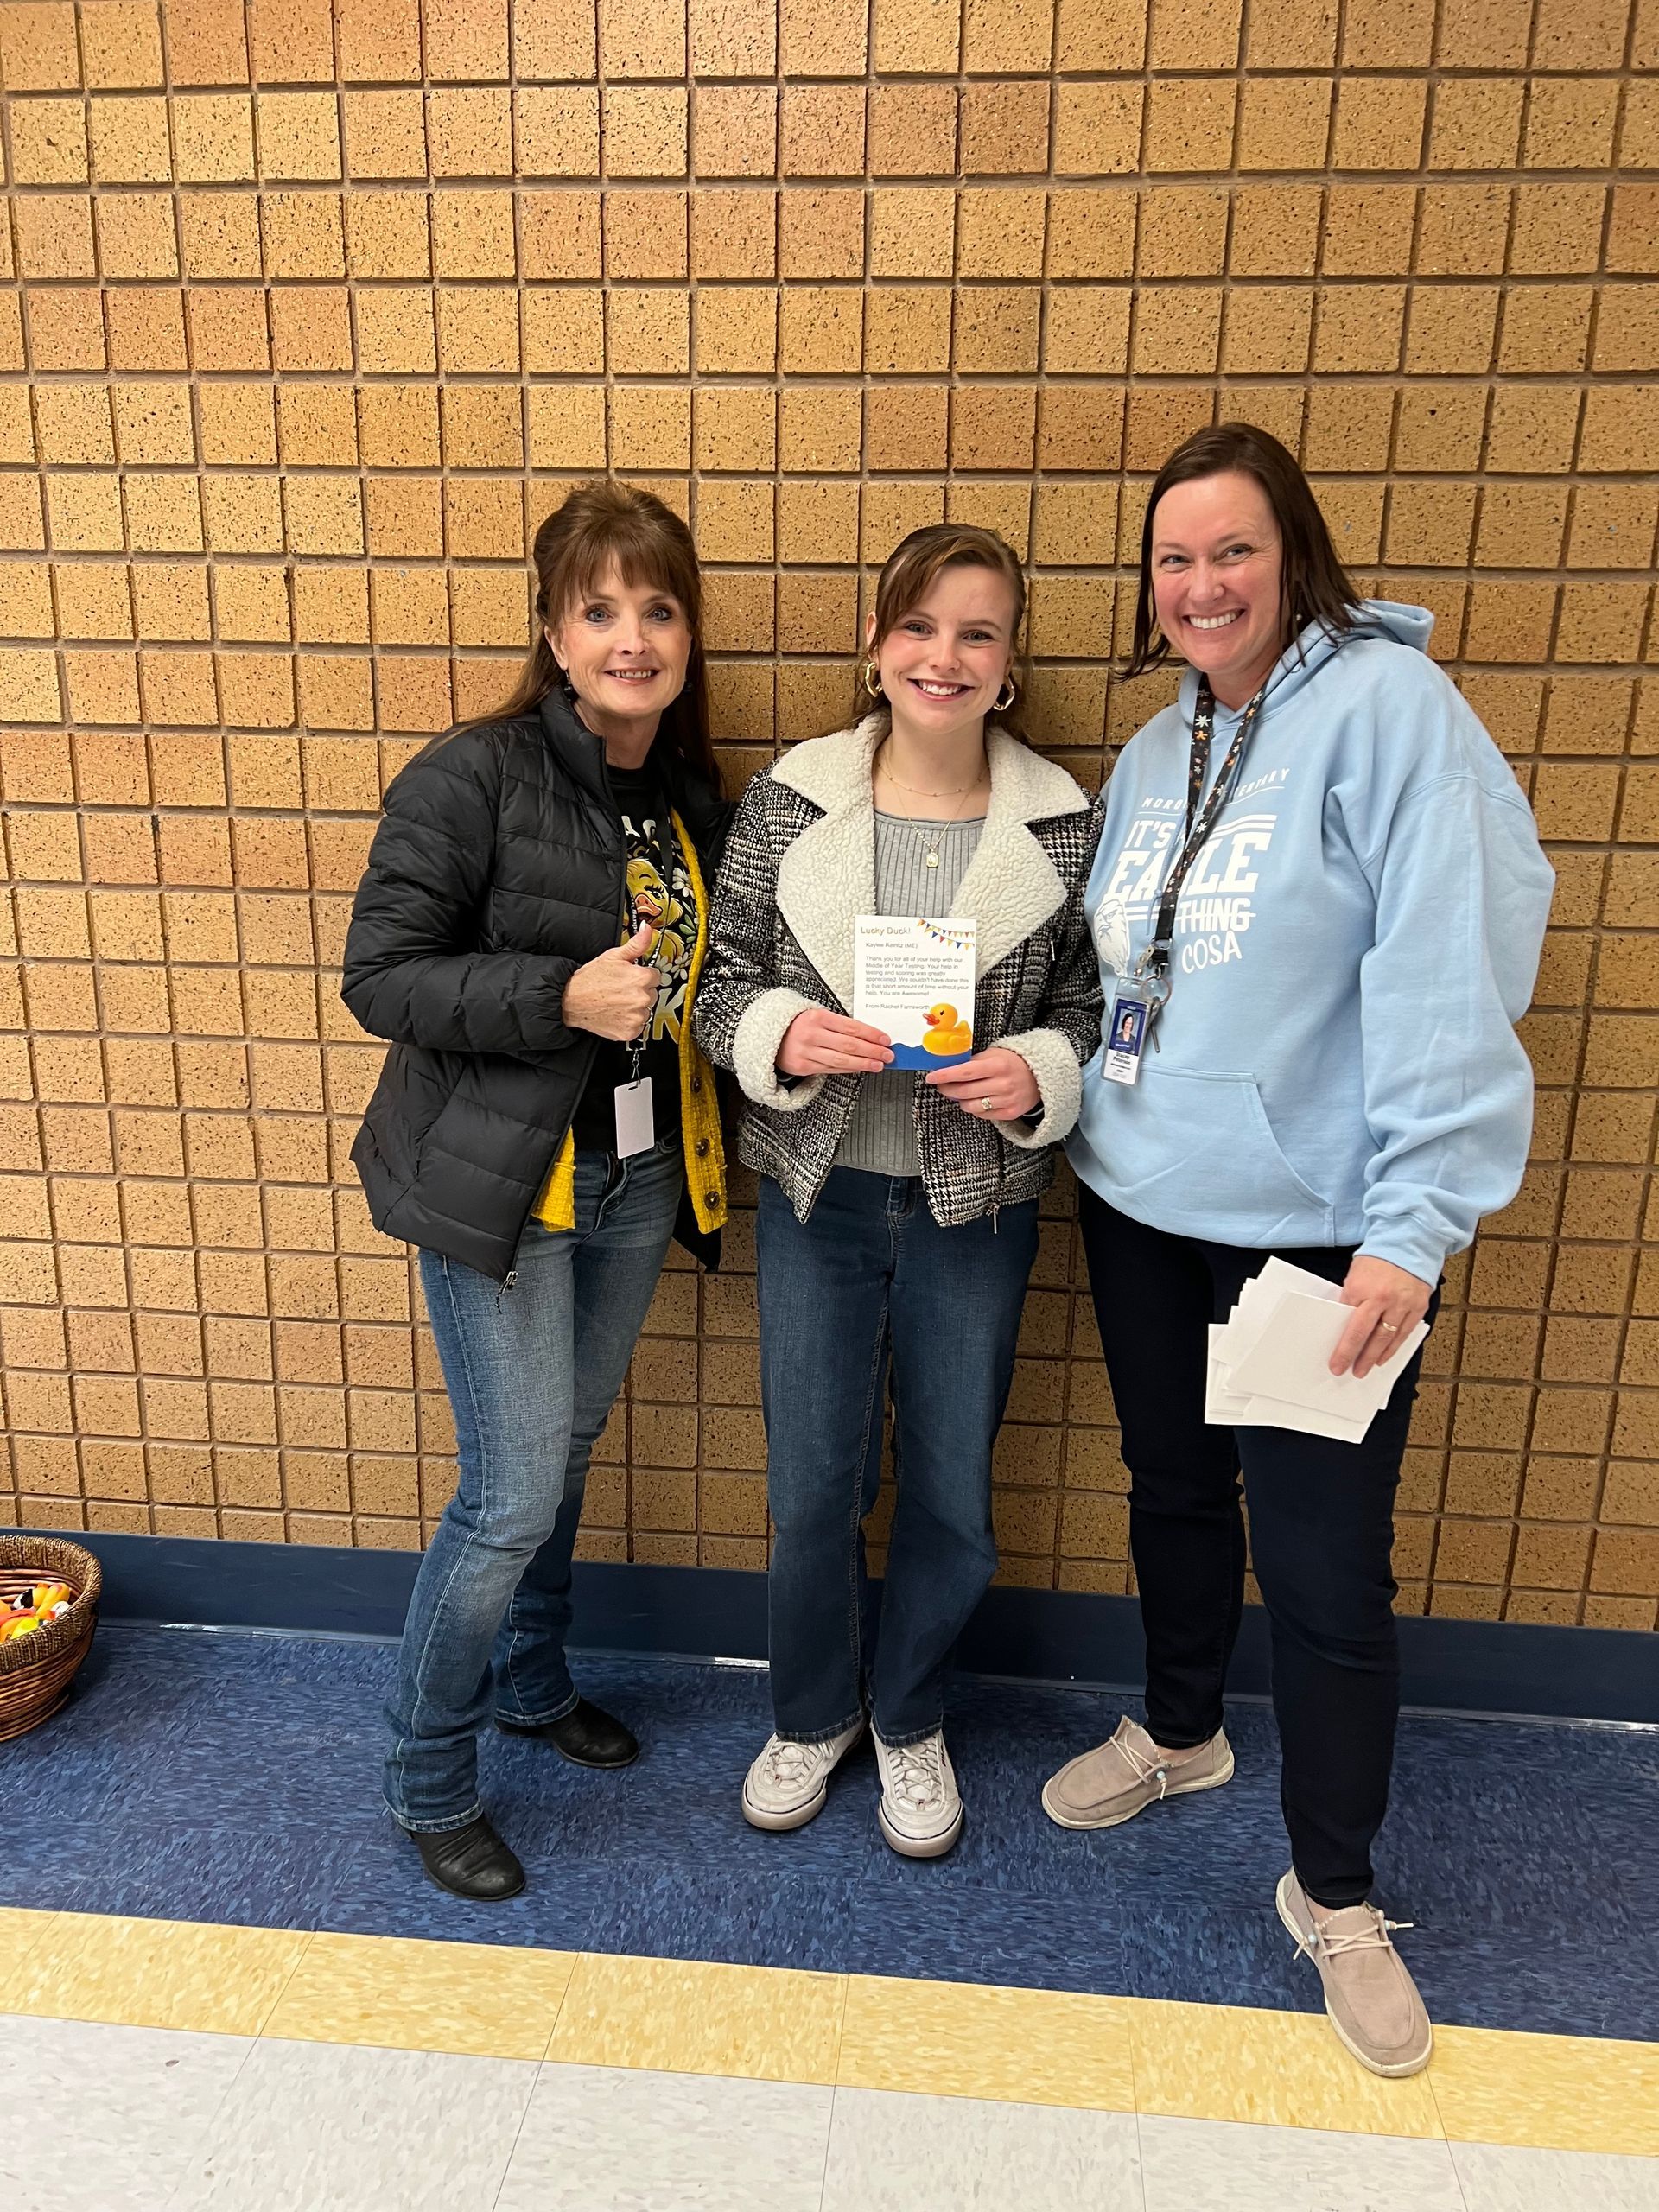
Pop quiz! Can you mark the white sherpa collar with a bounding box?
[770,715,1089,1011]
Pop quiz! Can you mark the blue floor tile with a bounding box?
[1119,1894,1319,2014]
[3,1624,1656,2039]
[53,1825,357,1932]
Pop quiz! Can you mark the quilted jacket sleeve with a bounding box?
[341,736,581,1061]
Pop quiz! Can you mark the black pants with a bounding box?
[1077,1190,1439,1909]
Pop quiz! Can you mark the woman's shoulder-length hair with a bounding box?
[447,479,716,785]
[1125,421,1362,680]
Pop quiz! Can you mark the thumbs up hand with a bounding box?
[563,922,660,1040]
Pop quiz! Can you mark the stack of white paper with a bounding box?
[1205,1256,1429,1443]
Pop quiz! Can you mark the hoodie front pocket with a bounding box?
[1107,1066,1335,1243]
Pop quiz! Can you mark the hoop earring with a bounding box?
[994,677,1017,713]
[862,658,883,700]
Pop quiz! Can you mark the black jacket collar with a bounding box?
[537,687,612,805]
[535,688,728,851]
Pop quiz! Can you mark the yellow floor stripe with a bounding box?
[3,1912,309,2040]
[549,1952,846,2084]
[1429,2023,1659,2158]
[837,1975,1137,2113]
[0,1908,58,1985]
[2,1905,1654,2158]
[261,1929,579,2064]
[1128,1996,1444,2139]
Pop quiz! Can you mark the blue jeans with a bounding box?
[385,1139,682,1833]
[756,1169,1039,1747]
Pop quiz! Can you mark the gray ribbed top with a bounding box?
[836,811,984,1179]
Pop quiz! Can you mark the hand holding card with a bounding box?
[1204,1258,1428,1441]
[925,1045,1042,1121]
[778,1006,893,1077]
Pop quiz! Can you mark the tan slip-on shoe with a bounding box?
[1041,1714,1234,1832]
[1276,1868,1433,2078]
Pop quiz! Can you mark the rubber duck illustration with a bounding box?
[922,1003,973,1055]
[626,856,687,970]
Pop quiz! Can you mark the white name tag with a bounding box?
[613,1078,655,1158]
[1100,987,1151,1087]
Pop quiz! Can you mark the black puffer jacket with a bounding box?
[342,690,730,1281]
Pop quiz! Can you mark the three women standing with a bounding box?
[344,483,729,1901]
[1050,424,1553,2075]
[696,525,1102,1857]
[343,443,1553,2090]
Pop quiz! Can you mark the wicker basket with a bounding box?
[0,1536,101,1744]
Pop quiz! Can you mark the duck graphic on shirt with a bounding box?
[627,855,688,972]
[620,823,694,1046]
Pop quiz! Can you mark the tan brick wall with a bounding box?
[2,0,1656,1629]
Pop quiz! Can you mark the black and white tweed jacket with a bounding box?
[695,714,1104,1227]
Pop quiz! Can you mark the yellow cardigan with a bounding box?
[531,810,728,1236]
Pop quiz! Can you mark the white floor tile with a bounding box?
[163,2037,537,2211]
[1138,2113,1466,2211]
[495,2063,834,2211]
[821,2087,1144,2211]
[0,2012,251,2212]
[1452,2140,1659,2212]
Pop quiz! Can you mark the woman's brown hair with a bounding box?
[861,524,1028,733]
[1125,423,1361,679]
[471,480,715,781]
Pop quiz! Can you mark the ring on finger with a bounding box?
[1378,1321,1399,1332]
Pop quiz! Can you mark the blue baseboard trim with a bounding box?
[23,1528,1659,1725]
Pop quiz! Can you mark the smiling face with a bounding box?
[1148,471,1287,709]
[868,562,1019,747]
[548,560,692,750]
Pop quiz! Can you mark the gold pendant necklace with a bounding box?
[875,741,987,868]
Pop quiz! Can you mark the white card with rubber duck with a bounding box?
[853,915,977,1070]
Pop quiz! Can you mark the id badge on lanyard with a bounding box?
[1100,976,1157,1086]
[613,988,659,1158]
[1106,986,1159,1088]
[613,1069,655,1156]
[1099,674,1267,1083]
[612,807,674,1158]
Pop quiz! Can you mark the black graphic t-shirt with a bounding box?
[570,763,697,1153]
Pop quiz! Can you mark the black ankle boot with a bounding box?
[497,1697,639,1770]
[413,1815,525,1901]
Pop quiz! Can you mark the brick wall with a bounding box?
[2,0,1656,1627]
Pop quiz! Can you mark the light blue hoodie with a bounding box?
[1067,602,1554,1284]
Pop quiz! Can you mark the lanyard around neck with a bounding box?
[1136,673,1269,985]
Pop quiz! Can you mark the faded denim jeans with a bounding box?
[385,1139,681,1832]
[756,1168,1039,1748]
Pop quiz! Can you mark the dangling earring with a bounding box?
[863,657,883,699]
[994,677,1017,713]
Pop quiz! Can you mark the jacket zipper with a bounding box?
[500,803,631,1301]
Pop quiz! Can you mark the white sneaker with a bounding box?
[874,1728,963,1859]
[741,1720,864,1832]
